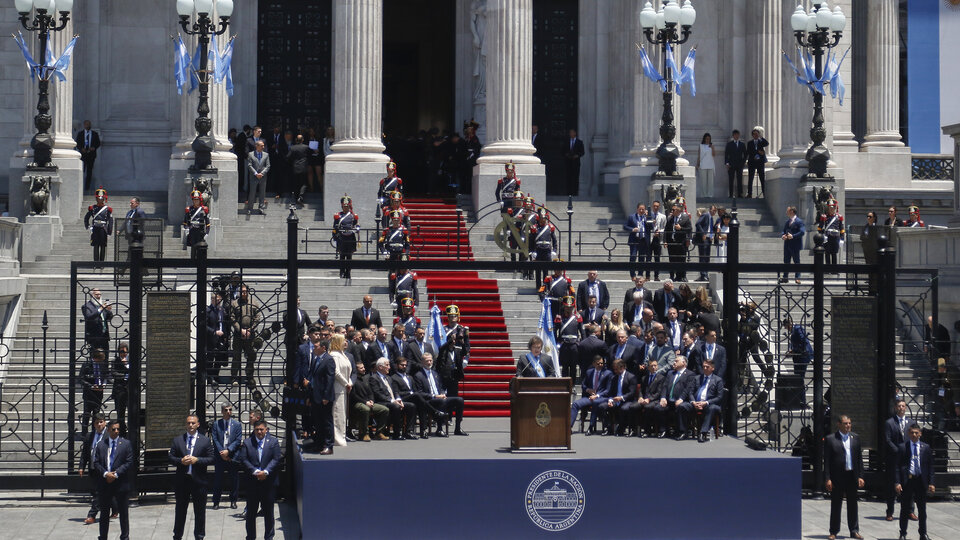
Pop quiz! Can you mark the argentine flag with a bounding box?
[174,34,192,95]
[537,298,561,377]
[676,46,696,97]
[217,37,235,96]
[637,44,666,92]
[427,304,447,355]
[49,35,79,82]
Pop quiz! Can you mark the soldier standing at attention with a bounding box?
[529,208,559,285]
[84,187,113,264]
[377,161,403,206]
[494,162,521,214]
[332,195,359,279]
[438,305,470,400]
[818,199,845,267]
[183,190,210,260]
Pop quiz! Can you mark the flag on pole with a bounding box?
[829,47,850,105]
[676,46,697,96]
[664,41,679,80]
[637,44,666,92]
[49,35,79,82]
[208,34,222,85]
[189,42,202,93]
[12,31,39,79]
[537,298,561,377]
[173,34,191,95]
[795,47,821,95]
[217,36,235,96]
[427,304,447,355]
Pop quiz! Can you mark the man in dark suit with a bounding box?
[629,359,665,436]
[415,353,467,436]
[531,124,544,158]
[579,296,606,330]
[824,415,865,540]
[653,280,680,323]
[517,336,558,378]
[622,276,654,316]
[392,357,448,439]
[596,359,637,435]
[240,420,282,540]
[624,204,650,278]
[884,399,915,521]
[895,424,935,540]
[576,270,610,311]
[287,134,312,203]
[370,357,417,439]
[570,356,612,433]
[267,126,286,197]
[168,414,215,540]
[246,140,271,214]
[403,326,437,372]
[700,330,727,380]
[211,403,243,510]
[92,420,132,540]
[562,128,585,196]
[350,295,383,329]
[79,348,109,436]
[364,326,396,374]
[75,120,101,191]
[578,324,608,374]
[780,206,805,284]
[307,339,336,454]
[680,332,703,373]
[78,414,115,525]
[665,204,692,281]
[694,208,713,281]
[678,358,724,442]
[608,329,642,375]
[724,130,747,198]
[652,356,695,437]
[349,361,390,441]
[745,128,769,198]
[206,292,230,384]
[82,288,113,358]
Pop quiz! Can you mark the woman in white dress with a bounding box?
[717,212,732,261]
[697,133,716,198]
[329,333,353,446]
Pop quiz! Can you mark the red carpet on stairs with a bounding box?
[405,197,513,417]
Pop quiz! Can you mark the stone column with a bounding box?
[600,0,633,189]
[324,0,390,223]
[941,123,960,227]
[748,1,781,164]
[472,0,544,212]
[831,0,857,151]
[862,0,903,147]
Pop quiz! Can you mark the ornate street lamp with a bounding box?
[176,0,232,171]
[16,0,73,169]
[640,0,695,177]
[791,1,845,178]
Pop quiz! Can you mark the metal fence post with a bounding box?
[68,262,78,473]
[127,231,144,482]
[195,241,208,429]
[812,233,825,495]
[722,209,740,435]
[877,235,897,464]
[284,207,300,495]
[41,310,48,497]
[566,196,573,261]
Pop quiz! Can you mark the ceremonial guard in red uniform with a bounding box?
[332,195,359,279]
[817,199,845,266]
[84,187,113,263]
[377,161,403,205]
[494,162,521,214]
[183,190,210,260]
[555,296,583,380]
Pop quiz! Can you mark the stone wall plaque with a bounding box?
[830,296,879,450]
[145,292,192,449]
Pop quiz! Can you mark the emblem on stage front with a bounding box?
[535,402,551,427]
[525,470,585,531]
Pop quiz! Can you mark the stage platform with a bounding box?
[293,419,800,539]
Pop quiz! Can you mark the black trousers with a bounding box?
[728,165,744,197]
[99,486,129,540]
[245,482,276,540]
[647,238,662,279]
[212,458,239,505]
[428,396,464,429]
[747,161,765,197]
[173,476,207,540]
[697,242,711,279]
[310,400,334,449]
[86,477,116,519]
[82,157,96,191]
[564,160,581,196]
[232,337,256,382]
[886,461,914,517]
[628,241,649,278]
[667,241,687,281]
[81,389,104,435]
[899,476,928,536]
[113,389,128,437]
[829,471,859,535]
[559,342,579,379]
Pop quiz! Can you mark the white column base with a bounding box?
[475,141,540,164]
[327,140,390,161]
[324,160,389,226]
[471,162,545,216]
[862,132,905,148]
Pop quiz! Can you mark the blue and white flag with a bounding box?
[208,34,222,85]
[782,49,807,88]
[637,44,666,92]
[189,42,202,93]
[49,35,79,82]
[216,37,235,96]
[794,47,821,95]
[537,298,561,377]
[676,46,697,97]
[427,304,446,355]
[664,41,679,80]
[12,31,38,79]
[829,47,850,105]
[173,34,191,95]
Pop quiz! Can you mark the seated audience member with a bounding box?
[596,359,637,436]
[648,328,677,373]
[349,361,390,441]
[517,336,557,377]
[680,332,703,374]
[570,356,612,434]
[391,357,447,439]
[665,307,685,351]
[625,360,665,436]
[651,356,695,438]
[414,352,468,436]
[369,357,416,440]
[622,275,653,315]
[579,295,606,328]
[677,358,725,442]
[608,329,642,375]
[701,330,727,380]
[577,324,608,376]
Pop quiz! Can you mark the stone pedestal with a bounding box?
[324,160,386,226]
[8,155,82,223]
[471,162,545,216]
[618,159,696,217]
[796,173,845,250]
[168,155,237,250]
[21,214,62,263]
[942,122,960,227]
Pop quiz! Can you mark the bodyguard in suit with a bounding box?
[780,206,805,283]
[596,359,637,435]
[206,292,230,384]
[517,336,557,378]
[823,415,865,540]
[665,204,692,281]
[576,270,610,311]
[403,326,437,371]
[578,324,609,374]
[240,420,282,540]
[895,424,935,540]
[75,120,101,191]
[678,358,724,441]
[92,420,132,540]
[246,140,271,214]
[884,399,916,521]
[211,403,243,509]
[624,204,650,277]
[350,295,383,329]
[78,414,115,525]
[112,344,130,436]
[724,130,747,198]
[562,129,585,196]
[745,128,769,198]
[700,330,727,381]
[307,339,336,454]
[570,356,612,432]
[169,414,215,540]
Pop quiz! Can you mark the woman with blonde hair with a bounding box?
[329,333,353,446]
[604,308,628,346]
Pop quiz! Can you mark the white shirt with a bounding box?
[840,432,852,471]
[699,143,715,170]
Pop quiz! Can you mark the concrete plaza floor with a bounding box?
[0,491,958,539]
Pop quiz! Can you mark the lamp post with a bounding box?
[790,2,845,179]
[177,0,232,171]
[16,0,73,169]
[640,0,695,177]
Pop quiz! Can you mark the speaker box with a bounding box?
[776,374,805,410]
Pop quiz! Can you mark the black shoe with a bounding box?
[898,535,906,540]
[230,502,238,509]
[778,277,787,284]
[240,508,246,518]
[406,433,419,440]
[434,430,447,438]
[676,432,689,441]
[454,429,469,436]
[657,430,667,439]
[419,431,429,439]
[212,502,220,510]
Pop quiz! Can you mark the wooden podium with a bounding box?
[510,377,572,451]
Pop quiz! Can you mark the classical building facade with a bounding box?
[2,1,957,223]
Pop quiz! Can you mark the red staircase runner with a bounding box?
[405,197,513,417]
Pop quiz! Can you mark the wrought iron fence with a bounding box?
[911,154,954,181]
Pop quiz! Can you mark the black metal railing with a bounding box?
[911,154,954,181]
